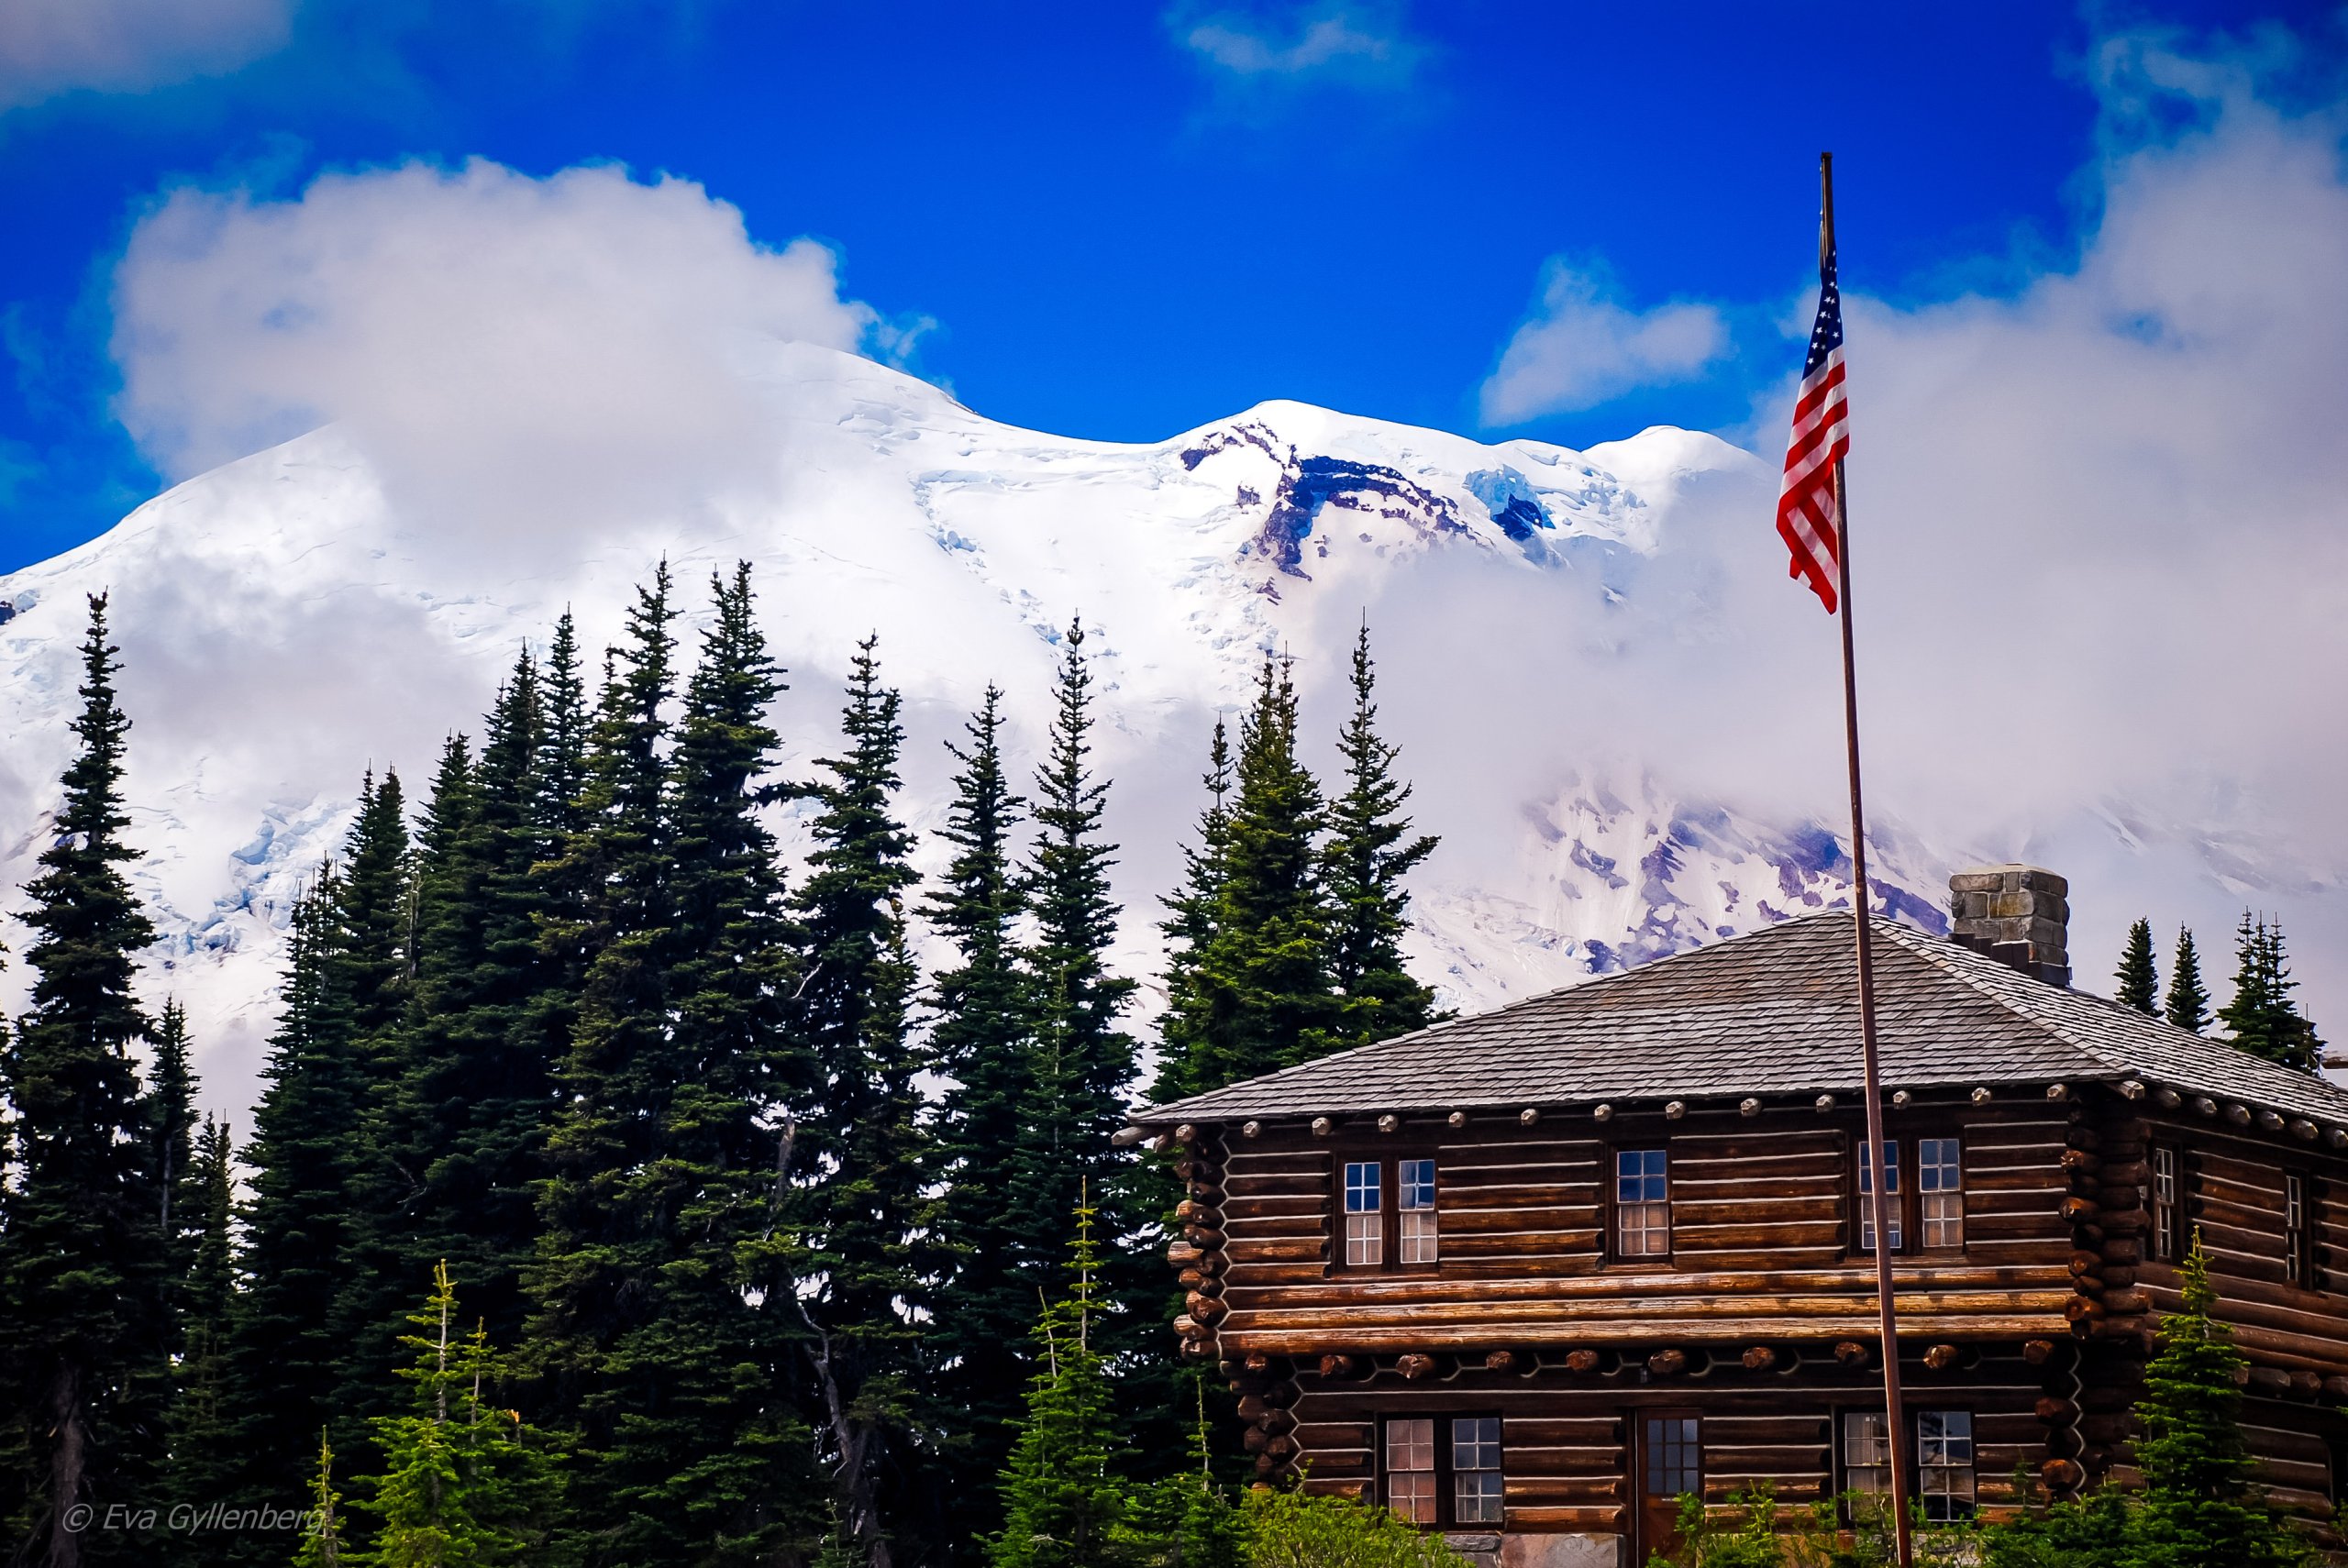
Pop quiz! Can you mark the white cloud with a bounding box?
[1174,1,1421,86]
[1479,263,1729,424]
[110,158,893,566]
[0,0,296,110]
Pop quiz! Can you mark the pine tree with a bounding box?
[925,684,1037,1528]
[349,1264,565,1567]
[784,635,944,1567]
[528,566,816,1565]
[163,1117,241,1558]
[1156,655,1335,1100]
[2165,928,2210,1035]
[2220,912,2324,1074]
[2115,918,2160,1016]
[990,1192,1127,1568]
[1320,622,1438,1052]
[294,1434,346,1568]
[393,654,558,1354]
[234,870,373,1504]
[2126,1234,2308,1567]
[147,999,201,1282]
[1014,622,1140,1242]
[1155,719,1234,1080]
[0,593,170,1566]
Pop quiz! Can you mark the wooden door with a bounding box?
[1634,1412,1701,1561]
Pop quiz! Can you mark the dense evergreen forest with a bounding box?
[0,572,1441,1567]
[0,580,2327,1567]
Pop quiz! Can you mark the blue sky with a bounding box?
[0,0,2339,572]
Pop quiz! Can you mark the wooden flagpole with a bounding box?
[1822,149,1913,1568]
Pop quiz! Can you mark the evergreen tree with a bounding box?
[1155,719,1234,1073]
[1320,622,1438,1052]
[0,593,170,1566]
[394,655,557,1354]
[147,999,201,1281]
[2165,928,2211,1035]
[163,1117,241,1557]
[528,565,816,1565]
[784,635,944,1568]
[349,1264,565,1567]
[294,1435,346,1568]
[2115,918,2160,1016]
[2219,912,2325,1074]
[2126,1234,2309,1567]
[925,685,1037,1525]
[1156,655,1335,1100]
[533,611,591,843]
[990,1194,1125,1568]
[1014,621,1140,1246]
[234,871,373,1505]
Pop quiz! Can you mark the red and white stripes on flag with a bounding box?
[1777,246,1848,612]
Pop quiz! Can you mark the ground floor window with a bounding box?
[1382,1415,1503,1528]
[1839,1408,1975,1521]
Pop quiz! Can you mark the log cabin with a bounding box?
[1129,867,2348,1568]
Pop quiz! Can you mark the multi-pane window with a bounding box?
[1916,1411,1977,1521]
[1840,1410,1976,1521]
[2287,1172,2316,1288]
[1452,1418,1503,1525]
[1615,1149,1670,1258]
[2152,1146,2180,1263]
[1918,1138,1964,1249]
[1840,1411,1891,1500]
[1385,1419,1435,1523]
[1857,1142,1901,1253]
[1645,1416,1700,1499]
[1345,1162,1383,1267]
[1401,1160,1439,1264]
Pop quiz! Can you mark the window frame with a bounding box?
[1333,1151,1441,1275]
[1378,1412,1503,1529]
[2285,1169,2320,1292]
[1607,1144,1674,1265]
[1849,1130,1967,1258]
[1835,1407,1977,1524]
[2150,1143,2182,1264]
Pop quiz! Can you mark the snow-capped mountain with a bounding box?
[0,345,1968,1112]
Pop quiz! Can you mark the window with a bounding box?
[1383,1416,1501,1527]
[1840,1409,1976,1522]
[1857,1142,1900,1252]
[1645,1415,1700,1499]
[1840,1411,1891,1500]
[1342,1159,1439,1271]
[1452,1417,1503,1525]
[1917,1411,1977,1521]
[1615,1149,1670,1258]
[1345,1163,1383,1266]
[2152,1146,2180,1263]
[1919,1138,1964,1249]
[2287,1172,2318,1289]
[1385,1419,1435,1523]
[1401,1160,1439,1265]
[1857,1137,1966,1253]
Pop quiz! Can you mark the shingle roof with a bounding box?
[1137,912,2348,1131]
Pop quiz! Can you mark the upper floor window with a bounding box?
[1343,1158,1438,1270]
[2151,1145,2181,1263]
[1857,1136,1965,1253]
[1400,1159,1438,1265]
[2287,1171,2318,1289]
[1615,1149,1670,1259]
[1345,1162,1383,1266]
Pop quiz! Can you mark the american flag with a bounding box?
[1776,244,1849,612]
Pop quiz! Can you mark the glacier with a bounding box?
[1,343,2285,1116]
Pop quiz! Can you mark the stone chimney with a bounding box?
[1948,865,2070,988]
